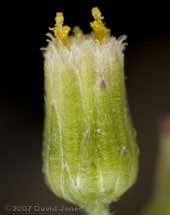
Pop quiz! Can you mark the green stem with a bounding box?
[85,203,110,215]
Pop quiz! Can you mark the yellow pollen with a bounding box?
[50,12,70,45]
[90,7,110,42]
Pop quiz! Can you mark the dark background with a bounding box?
[1,0,170,214]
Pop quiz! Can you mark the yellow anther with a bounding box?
[91,7,104,22]
[50,12,71,45]
[55,12,64,29]
[90,7,110,43]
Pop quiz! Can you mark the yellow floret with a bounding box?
[90,7,110,42]
[50,12,71,45]
[72,26,85,39]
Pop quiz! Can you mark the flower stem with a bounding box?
[85,203,110,215]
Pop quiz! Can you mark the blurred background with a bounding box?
[1,0,170,214]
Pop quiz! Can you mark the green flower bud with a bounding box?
[42,7,139,215]
[144,117,170,215]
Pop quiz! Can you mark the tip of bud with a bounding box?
[160,116,170,137]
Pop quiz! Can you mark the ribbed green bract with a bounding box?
[43,37,139,215]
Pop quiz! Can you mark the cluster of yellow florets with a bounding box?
[50,7,110,45]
